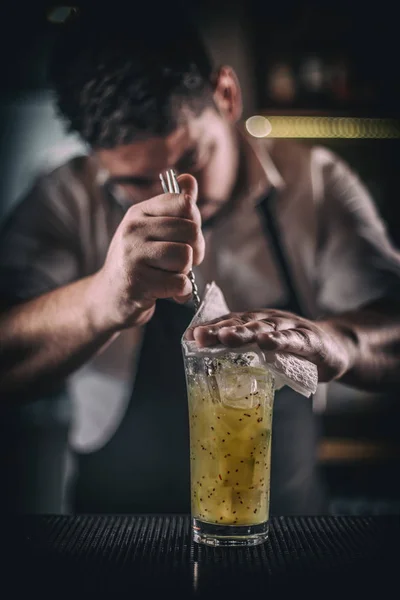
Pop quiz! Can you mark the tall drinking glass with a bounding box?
[183,348,275,547]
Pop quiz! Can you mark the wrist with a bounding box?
[318,318,358,379]
[85,271,155,333]
[83,272,120,335]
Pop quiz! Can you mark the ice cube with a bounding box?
[216,366,269,409]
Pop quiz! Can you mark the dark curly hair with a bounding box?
[47,5,215,148]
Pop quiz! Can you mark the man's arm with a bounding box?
[0,174,204,401]
[313,146,400,390]
[0,276,120,399]
[318,298,400,391]
[188,148,400,392]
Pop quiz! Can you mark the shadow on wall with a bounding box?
[0,90,86,221]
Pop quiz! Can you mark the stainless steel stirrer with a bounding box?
[159,168,201,311]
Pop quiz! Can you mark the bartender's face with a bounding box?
[96,67,242,222]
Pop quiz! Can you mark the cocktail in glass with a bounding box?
[184,349,275,547]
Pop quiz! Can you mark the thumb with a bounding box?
[177,173,198,204]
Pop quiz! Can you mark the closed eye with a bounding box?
[108,175,157,187]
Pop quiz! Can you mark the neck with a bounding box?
[202,128,246,230]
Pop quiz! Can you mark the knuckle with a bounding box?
[178,243,193,271]
[193,246,205,267]
[246,321,266,333]
[184,241,194,262]
[278,330,291,343]
[125,204,138,220]
[260,319,277,329]
[191,221,202,243]
[228,317,245,327]
[123,215,144,238]
[191,226,204,259]
[296,329,314,349]
[242,312,258,323]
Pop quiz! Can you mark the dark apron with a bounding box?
[256,190,328,516]
[72,190,328,516]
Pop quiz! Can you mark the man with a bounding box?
[1,6,400,515]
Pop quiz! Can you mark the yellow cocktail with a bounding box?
[186,354,275,546]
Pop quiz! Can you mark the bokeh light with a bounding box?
[246,116,400,139]
[245,116,273,138]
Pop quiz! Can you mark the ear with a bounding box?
[212,66,243,123]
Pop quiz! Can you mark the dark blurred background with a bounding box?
[1,0,399,513]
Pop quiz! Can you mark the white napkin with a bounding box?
[182,282,318,398]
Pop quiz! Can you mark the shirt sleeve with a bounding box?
[0,171,81,308]
[314,147,400,315]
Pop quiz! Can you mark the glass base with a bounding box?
[192,517,269,547]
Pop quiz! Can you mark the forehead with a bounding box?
[97,108,217,176]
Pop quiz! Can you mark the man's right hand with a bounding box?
[89,173,204,331]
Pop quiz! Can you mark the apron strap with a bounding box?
[256,188,306,317]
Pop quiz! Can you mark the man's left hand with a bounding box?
[186,310,356,383]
